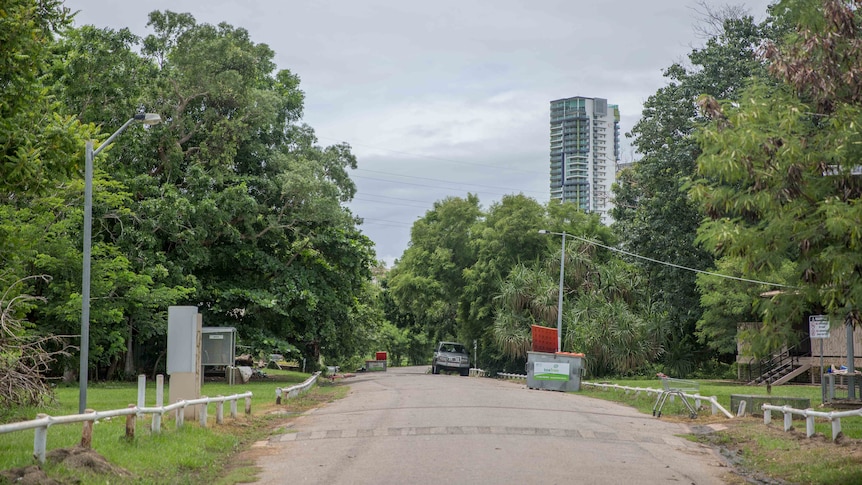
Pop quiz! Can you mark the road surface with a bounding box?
[253,366,729,484]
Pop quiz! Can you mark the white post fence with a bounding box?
[0,391,253,464]
[275,371,321,404]
[497,372,527,380]
[578,381,734,418]
[762,403,862,441]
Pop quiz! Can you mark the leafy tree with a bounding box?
[387,194,481,342]
[377,276,430,365]
[459,195,550,369]
[0,0,94,195]
[133,12,374,366]
[493,237,658,377]
[612,9,774,368]
[40,11,377,374]
[691,0,862,355]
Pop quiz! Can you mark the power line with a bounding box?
[565,233,796,289]
[355,168,546,196]
[319,135,540,176]
[359,217,415,228]
[352,175,516,198]
[355,193,438,205]
[354,196,431,209]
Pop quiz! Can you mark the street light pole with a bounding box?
[79,113,161,414]
[539,229,566,353]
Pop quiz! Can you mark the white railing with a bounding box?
[763,403,862,441]
[497,372,527,380]
[275,371,321,403]
[581,381,734,419]
[0,391,253,464]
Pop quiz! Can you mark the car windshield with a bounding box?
[441,344,465,353]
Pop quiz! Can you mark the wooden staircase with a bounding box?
[747,342,811,386]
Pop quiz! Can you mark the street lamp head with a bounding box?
[538,229,549,234]
[134,113,162,125]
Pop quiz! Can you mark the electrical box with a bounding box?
[201,327,237,366]
[167,306,200,374]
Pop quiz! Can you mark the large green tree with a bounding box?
[387,194,481,342]
[43,11,376,374]
[492,220,655,377]
[612,9,774,369]
[691,0,862,355]
[0,0,94,195]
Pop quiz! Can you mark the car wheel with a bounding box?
[460,368,469,376]
[431,364,439,374]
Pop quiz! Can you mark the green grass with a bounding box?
[0,369,317,484]
[579,378,862,438]
[579,378,862,485]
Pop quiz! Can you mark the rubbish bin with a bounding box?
[526,351,584,392]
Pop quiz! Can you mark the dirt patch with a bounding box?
[0,465,62,485]
[45,446,133,477]
[695,417,862,484]
[0,447,131,485]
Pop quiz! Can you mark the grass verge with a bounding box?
[579,378,862,485]
[0,370,349,485]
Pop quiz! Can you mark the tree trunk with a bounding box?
[124,317,135,376]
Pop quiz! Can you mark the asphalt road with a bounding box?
[253,366,729,484]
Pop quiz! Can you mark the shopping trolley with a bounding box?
[652,375,699,419]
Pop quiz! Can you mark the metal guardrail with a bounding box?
[275,371,321,403]
[762,403,862,442]
[497,372,527,380]
[581,381,733,419]
[0,391,253,464]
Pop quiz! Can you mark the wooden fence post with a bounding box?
[230,399,237,419]
[125,405,136,441]
[216,398,224,425]
[245,395,252,415]
[80,409,95,448]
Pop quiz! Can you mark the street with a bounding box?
[253,366,729,484]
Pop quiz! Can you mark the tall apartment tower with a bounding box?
[549,96,620,224]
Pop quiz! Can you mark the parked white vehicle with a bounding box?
[432,341,470,376]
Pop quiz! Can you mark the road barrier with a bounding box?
[0,391,253,464]
[275,371,321,404]
[497,372,527,380]
[762,403,862,441]
[581,381,733,418]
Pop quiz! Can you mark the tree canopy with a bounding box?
[2,7,379,384]
[691,0,862,354]
[612,7,775,367]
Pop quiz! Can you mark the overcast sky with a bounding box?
[64,0,774,266]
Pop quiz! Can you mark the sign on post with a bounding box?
[809,315,830,339]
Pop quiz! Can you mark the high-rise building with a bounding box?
[549,96,620,224]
